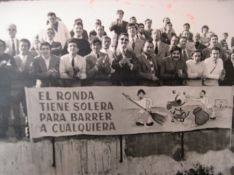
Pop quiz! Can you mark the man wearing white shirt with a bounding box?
[32,42,60,87]
[203,47,224,86]
[60,39,86,86]
[5,24,19,57]
[127,23,144,58]
[186,50,205,86]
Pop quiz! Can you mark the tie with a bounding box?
[12,39,16,56]
[131,38,135,50]
[71,56,76,77]
[182,49,187,60]
[97,53,100,58]
[155,43,158,55]
[147,55,155,74]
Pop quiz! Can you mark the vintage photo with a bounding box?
[0,0,233,174]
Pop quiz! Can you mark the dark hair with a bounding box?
[211,46,220,52]
[130,16,136,20]
[201,90,206,95]
[40,42,51,50]
[73,21,83,28]
[210,34,218,39]
[74,18,83,24]
[89,30,97,38]
[183,23,190,28]
[67,38,78,47]
[223,32,228,36]
[145,18,152,24]
[127,23,137,30]
[166,21,172,26]
[47,12,56,17]
[119,33,129,39]
[0,39,6,48]
[102,35,111,41]
[191,49,202,56]
[163,17,170,22]
[20,38,31,49]
[138,23,144,28]
[170,45,182,54]
[144,39,153,46]
[137,89,146,96]
[201,25,209,31]
[91,37,102,46]
[117,9,124,15]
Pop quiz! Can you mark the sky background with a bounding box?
[0,0,233,45]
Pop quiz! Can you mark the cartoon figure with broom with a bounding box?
[122,89,165,126]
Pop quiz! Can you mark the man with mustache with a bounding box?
[160,45,187,85]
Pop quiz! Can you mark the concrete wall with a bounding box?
[0,129,233,175]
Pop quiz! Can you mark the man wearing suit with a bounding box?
[109,9,128,50]
[194,33,207,50]
[202,34,226,60]
[13,39,34,139]
[5,24,19,57]
[160,46,187,86]
[112,33,139,85]
[63,22,91,57]
[127,23,145,58]
[60,39,86,87]
[138,40,160,86]
[0,39,17,138]
[85,38,112,86]
[32,42,60,87]
[46,28,62,56]
[178,36,192,61]
[152,29,169,63]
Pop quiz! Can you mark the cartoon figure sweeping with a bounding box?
[122,89,165,126]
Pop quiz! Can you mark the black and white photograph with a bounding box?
[0,0,234,174]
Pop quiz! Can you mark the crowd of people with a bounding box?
[0,10,234,139]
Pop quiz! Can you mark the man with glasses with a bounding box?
[112,33,139,85]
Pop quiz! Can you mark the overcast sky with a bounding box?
[0,0,233,44]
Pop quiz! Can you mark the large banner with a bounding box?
[25,87,233,139]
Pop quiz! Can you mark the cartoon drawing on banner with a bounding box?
[122,90,166,126]
[122,88,228,128]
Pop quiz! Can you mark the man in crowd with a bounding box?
[144,19,153,40]
[138,40,160,86]
[178,36,192,61]
[85,38,112,86]
[109,9,128,50]
[200,25,210,46]
[194,33,207,51]
[45,28,62,56]
[63,22,91,57]
[127,23,144,58]
[5,24,19,57]
[203,47,224,86]
[112,33,139,85]
[160,46,187,85]
[152,29,169,63]
[70,18,89,41]
[12,39,34,139]
[0,39,17,138]
[40,12,70,47]
[32,42,60,87]
[60,38,86,86]
[186,50,205,86]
